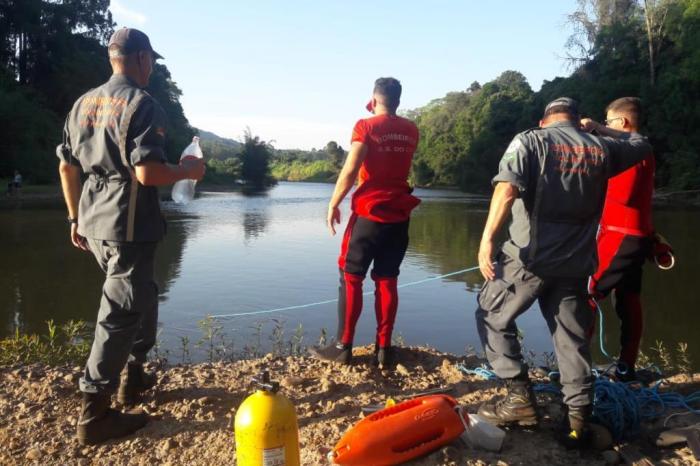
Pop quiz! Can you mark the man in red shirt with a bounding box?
[310,77,420,368]
[585,97,655,378]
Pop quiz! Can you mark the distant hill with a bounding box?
[196,129,242,159]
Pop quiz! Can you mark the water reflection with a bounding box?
[0,208,102,334]
[243,211,268,241]
[1,184,698,369]
[408,200,488,291]
[154,215,190,301]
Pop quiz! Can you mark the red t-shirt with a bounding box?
[600,153,655,236]
[350,114,421,223]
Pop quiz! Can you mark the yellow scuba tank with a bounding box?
[234,370,300,466]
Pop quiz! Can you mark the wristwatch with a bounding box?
[67,217,78,225]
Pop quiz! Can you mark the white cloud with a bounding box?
[111,0,147,26]
[188,114,350,150]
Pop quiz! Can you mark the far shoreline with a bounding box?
[1,181,698,209]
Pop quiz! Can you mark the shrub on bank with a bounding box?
[0,320,91,366]
[271,160,338,182]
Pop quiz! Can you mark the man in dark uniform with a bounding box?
[57,28,205,445]
[310,77,420,368]
[474,98,651,447]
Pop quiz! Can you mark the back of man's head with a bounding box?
[108,44,133,65]
[542,97,580,123]
[606,97,642,128]
[374,77,402,111]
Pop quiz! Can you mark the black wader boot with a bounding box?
[309,342,353,364]
[561,404,593,449]
[117,363,157,407]
[372,342,396,369]
[309,272,353,364]
[77,391,149,446]
[477,376,538,427]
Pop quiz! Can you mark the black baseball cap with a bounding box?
[108,28,163,59]
[544,97,579,115]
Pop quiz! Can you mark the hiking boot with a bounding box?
[372,346,396,369]
[560,405,594,449]
[76,392,149,446]
[117,363,157,407]
[309,342,352,364]
[477,377,538,427]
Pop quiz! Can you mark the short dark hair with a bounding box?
[374,77,402,110]
[108,44,128,59]
[606,97,642,125]
[543,105,578,119]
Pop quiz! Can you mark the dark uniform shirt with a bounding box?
[56,74,168,242]
[493,120,652,278]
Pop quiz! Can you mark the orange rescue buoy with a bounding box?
[330,394,466,466]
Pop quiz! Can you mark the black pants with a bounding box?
[338,214,409,278]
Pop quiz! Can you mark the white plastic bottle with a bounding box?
[171,136,204,204]
[459,411,506,452]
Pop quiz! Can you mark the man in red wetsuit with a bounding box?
[310,77,420,368]
[585,97,655,379]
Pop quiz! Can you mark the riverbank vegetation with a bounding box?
[2,1,697,194]
[407,0,700,193]
[1,317,695,375]
[270,142,345,182]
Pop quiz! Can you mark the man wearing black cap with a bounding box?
[473,97,651,447]
[56,27,205,445]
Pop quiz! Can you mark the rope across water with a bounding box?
[207,265,481,319]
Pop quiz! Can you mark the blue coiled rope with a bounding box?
[457,363,700,441]
[455,363,499,380]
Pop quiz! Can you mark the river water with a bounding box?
[1,182,698,368]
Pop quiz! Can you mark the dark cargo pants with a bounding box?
[475,254,594,408]
[79,239,159,394]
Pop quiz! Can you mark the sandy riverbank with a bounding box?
[1,346,699,465]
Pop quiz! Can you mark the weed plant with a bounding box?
[0,320,91,366]
[2,317,695,376]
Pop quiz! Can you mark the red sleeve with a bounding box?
[351,119,369,144]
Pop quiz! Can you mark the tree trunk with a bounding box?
[644,0,656,86]
[18,31,27,84]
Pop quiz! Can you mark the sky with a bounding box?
[110,1,579,150]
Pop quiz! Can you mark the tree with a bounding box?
[565,0,638,66]
[147,64,195,163]
[324,141,345,168]
[0,1,195,182]
[642,0,671,85]
[239,129,274,187]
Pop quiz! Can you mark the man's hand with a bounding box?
[70,224,89,251]
[478,238,496,281]
[181,158,206,181]
[327,205,341,235]
[580,118,603,133]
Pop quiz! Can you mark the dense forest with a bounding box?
[409,0,700,192]
[0,0,195,183]
[1,0,698,193]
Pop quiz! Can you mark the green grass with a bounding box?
[0,320,91,366]
[1,179,60,197]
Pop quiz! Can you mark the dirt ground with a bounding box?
[1,346,698,465]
